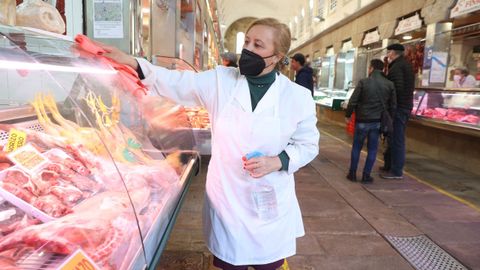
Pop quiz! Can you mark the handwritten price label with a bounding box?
[58,250,99,270]
[3,128,26,153]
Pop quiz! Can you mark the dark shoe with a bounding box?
[379,165,390,172]
[361,174,374,184]
[380,172,403,180]
[346,171,356,182]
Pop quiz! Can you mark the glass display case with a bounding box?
[314,56,336,108]
[0,24,199,269]
[153,55,212,155]
[315,88,354,110]
[413,88,480,131]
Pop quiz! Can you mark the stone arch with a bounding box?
[223,17,257,53]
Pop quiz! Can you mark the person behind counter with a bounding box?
[453,67,477,88]
[98,18,319,270]
[221,51,238,68]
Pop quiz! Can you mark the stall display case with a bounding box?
[0,24,199,269]
[412,87,480,133]
[315,88,354,111]
[153,55,212,155]
[315,55,346,109]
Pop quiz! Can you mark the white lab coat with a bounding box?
[137,59,319,265]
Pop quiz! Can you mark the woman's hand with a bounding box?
[243,156,282,178]
[92,40,139,70]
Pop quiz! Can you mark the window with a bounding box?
[236,32,244,54]
[326,46,334,56]
[330,0,337,11]
[317,0,325,18]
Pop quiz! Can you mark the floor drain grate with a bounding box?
[385,235,468,270]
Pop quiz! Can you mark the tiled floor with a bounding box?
[157,122,480,270]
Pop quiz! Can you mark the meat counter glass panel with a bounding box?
[153,55,212,155]
[414,90,480,128]
[0,24,198,269]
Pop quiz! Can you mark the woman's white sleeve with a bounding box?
[284,97,320,175]
[136,58,218,109]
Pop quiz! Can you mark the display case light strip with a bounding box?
[0,60,117,74]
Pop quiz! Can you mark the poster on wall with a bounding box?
[429,52,448,83]
[93,0,124,39]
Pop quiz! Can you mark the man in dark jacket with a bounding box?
[291,53,314,96]
[345,59,396,183]
[381,43,415,179]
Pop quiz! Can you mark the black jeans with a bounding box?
[384,109,410,176]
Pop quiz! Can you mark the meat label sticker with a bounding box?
[3,128,26,153]
[7,144,49,175]
[58,249,99,270]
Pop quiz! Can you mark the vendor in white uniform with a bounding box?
[101,18,319,270]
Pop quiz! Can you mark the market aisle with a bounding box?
[158,131,480,270]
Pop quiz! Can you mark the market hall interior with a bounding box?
[0,0,479,270]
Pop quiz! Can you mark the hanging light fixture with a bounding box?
[402,34,413,40]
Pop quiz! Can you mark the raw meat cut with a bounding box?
[0,183,35,204]
[32,194,70,218]
[49,154,91,176]
[459,114,480,124]
[49,185,83,206]
[0,163,11,171]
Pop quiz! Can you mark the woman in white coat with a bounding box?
[103,18,319,270]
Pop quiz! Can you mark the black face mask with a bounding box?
[238,49,275,76]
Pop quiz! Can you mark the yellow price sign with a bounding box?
[4,128,26,153]
[58,250,99,270]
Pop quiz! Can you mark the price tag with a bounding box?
[58,249,99,270]
[7,144,49,175]
[3,128,26,153]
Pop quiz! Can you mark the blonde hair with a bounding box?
[246,18,291,68]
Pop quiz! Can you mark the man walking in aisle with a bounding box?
[381,43,415,179]
[345,59,396,183]
[290,53,314,96]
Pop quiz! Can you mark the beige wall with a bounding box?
[289,0,452,58]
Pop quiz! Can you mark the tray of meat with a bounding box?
[0,148,102,222]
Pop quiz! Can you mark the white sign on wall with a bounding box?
[362,30,380,46]
[429,52,448,84]
[93,0,124,39]
[450,0,480,18]
[394,13,423,36]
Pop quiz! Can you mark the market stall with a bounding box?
[407,5,480,173]
[0,24,199,269]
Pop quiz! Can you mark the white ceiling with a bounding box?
[217,0,305,37]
